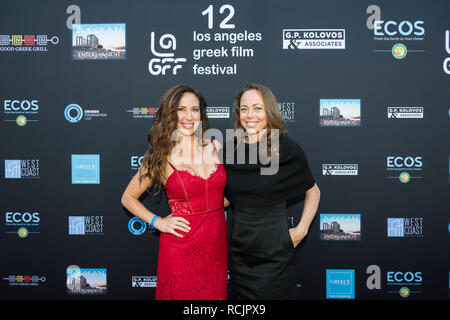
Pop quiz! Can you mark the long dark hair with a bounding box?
[139,84,209,194]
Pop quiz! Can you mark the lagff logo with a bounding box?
[326,269,355,299]
[3,99,39,126]
[3,275,46,286]
[66,266,107,295]
[128,217,155,235]
[277,102,295,123]
[207,107,230,119]
[0,34,59,52]
[132,276,157,288]
[126,106,158,119]
[366,5,425,59]
[149,31,186,75]
[71,154,100,184]
[5,211,40,238]
[387,107,423,119]
[283,29,345,49]
[72,23,126,60]
[4,160,40,179]
[387,218,424,238]
[322,164,358,176]
[386,156,423,183]
[69,216,104,235]
[64,103,107,123]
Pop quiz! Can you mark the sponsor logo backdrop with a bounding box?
[0,0,449,300]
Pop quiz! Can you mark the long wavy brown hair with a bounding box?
[233,83,286,158]
[139,84,209,194]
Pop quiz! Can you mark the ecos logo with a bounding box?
[3,100,39,126]
[5,211,40,238]
[366,265,423,297]
[3,100,39,113]
[387,156,423,168]
[373,20,425,38]
[366,5,425,59]
[386,156,423,183]
[6,212,40,224]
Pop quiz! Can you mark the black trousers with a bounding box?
[229,202,297,300]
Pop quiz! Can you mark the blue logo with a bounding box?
[69,216,85,235]
[128,217,147,235]
[387,218,404,237]
[65,104,83,123]
[326,269,355,299]
[4,160,21,178]
[71,154,100,184]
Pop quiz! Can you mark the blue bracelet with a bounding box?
[151,215,160,228]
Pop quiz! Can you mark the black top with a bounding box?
[222,134,315,208]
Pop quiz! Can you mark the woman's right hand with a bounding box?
[153,214,191,237]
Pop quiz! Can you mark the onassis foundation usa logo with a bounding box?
[64,103,107,123]
[128,217,155,235]
[72,23,126,60]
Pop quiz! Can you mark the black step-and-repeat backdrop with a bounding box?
[1,0,449,300]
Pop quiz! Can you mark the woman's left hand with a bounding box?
[289,225,308,248]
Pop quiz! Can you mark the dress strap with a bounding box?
[211,139,218,156]
[167,160,177,171]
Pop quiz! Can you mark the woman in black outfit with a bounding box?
[224,83,321,300]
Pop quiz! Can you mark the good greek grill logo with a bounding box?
[283,29,345,49]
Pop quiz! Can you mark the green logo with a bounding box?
[392,43,407,59]
[18,227,28,238]
[399,286,410,298]
[16,115,27,126]
[399,172,410,183]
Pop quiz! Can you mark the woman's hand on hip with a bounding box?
[154,214,191,237]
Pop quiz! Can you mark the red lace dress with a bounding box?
[155,144,228,300]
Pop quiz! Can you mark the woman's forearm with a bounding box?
[297,184,321,232]
[121,194,157,224]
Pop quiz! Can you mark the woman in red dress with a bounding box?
[121,85,228,300]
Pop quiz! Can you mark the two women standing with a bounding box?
[121,83,320,300]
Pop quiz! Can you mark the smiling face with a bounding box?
[176,92,201,136]
[239,89,268,136]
